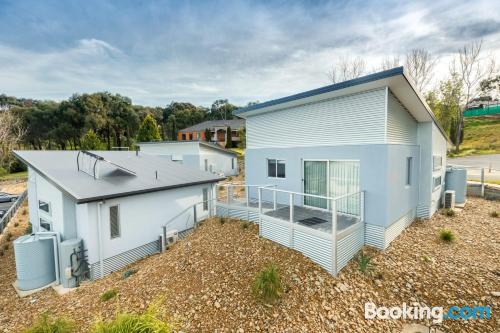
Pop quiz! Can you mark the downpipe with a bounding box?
[97,201,104,279]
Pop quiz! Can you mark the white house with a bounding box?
[137,141,238,177]
[14,150,224,282]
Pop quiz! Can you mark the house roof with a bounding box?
[13,150,225,204]
[137,140,238,156]
[233,66,449,141]
[179,118,245,133]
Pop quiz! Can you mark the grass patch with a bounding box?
[0,170,28,181]
[357,252,374,274]
[439,229,456,243]
[252,264,284,303]
[490,211,499,218]
[469,178,500,185]
[449,118,500,156]
[21,312,74,333]
[100,289,118,302]
[122,269,138,279]
[92,305,172,333]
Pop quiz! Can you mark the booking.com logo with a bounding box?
[365,302,492,324]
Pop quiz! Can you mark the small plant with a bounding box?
[357,252,373,274]
[100,289,118,302]
[21,312,74,333]
[252,264,284,303]
[218,217,226,225]
[227,176,233,181]
[22,209,27,215]
[241,222,250,230]
[439,229,456,243]
[91,304,172,333]
[14,222,19,227]
[443,208,455,217]
[122,269,138,279]
[3,244,9,251]
[6,232,12,241]
[490,211,499,218]
[25,222,32,235]
[240,188,245,192]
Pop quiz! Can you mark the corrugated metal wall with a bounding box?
[246,88,387,149]
[90,240,160,280]
[387,91,418,145]
[364,223,385,250]
[384,209,415,249]
[294,230,333,273]
[336,224,364,272]
[260,218,291,247]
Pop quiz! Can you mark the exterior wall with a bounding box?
[246,88,387,149]
[80,183,213,268]
[199,145,237,176]
[430,123,447,215]
[387,91,418,145]
[27,167,39,232]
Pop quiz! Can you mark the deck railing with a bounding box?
[0,190,27,234]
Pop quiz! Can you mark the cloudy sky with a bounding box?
[0,0,499,106]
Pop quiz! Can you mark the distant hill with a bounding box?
[454,117,500,156]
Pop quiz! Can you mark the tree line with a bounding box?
[0,92,243,174]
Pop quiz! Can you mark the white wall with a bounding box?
[138,142,200,155]
[387,91,418,145]
[31,170,65,235]
[430,123,447,215]
[199,145,237,176]
[246,88,387,149]
[80,183,213,265]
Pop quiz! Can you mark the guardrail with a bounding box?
[0,190,27,234]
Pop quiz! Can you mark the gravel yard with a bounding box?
[0,197,498,332]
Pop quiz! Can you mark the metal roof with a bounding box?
[178,118,245,132]
[137,140,238,156]
[13,150,225,204]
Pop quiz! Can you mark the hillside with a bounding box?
[455,117,500,156]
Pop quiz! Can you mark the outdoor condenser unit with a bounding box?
[166,230,178,246]
[444,190,456,209]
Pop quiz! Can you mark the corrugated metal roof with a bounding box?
[137,140,238,156]
[179,118,245,132]
[13,150,225,203]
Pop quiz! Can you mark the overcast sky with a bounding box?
[0,0,499,107]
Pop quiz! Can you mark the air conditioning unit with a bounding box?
[165,230,178,246]
[444,190,456,209]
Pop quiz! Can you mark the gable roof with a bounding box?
[179,118,245,133]
[137,140,237,156]
[233,66,449,141]
[14,150,224,204]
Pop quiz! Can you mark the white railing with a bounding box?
[0,190,27,234]
[215,183,277,208]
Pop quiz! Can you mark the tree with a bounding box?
[165,114,178,140]
[0,110,25,170]
[204,128,211,142]
[328,56,366,83]
[225,126,233,148]
[81,129,103,150]
[209,100,236,120]
[405,48,437,93]
[238,127,246,148]
[137,114,161,142]
[379,56,401,71]
[426,74,462,136]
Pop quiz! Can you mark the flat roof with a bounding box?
[233,66,449,141]
[137,140,238,156]
[14,150,225,203]
[179,118,245,133]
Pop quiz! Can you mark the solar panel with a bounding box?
[77,151,136,179]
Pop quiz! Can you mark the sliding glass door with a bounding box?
[303,161,328,209]
[303,160,360,211]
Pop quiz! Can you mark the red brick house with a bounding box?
[177,119,245,147]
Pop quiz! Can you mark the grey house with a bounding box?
[233,67,447,254]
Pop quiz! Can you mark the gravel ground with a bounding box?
[0,198,498,332]
[0,180,27,194]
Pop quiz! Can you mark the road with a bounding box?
[448,154,500,182]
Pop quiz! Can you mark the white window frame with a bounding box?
[433,155,442,171]
[39,217,52,231]
[433,175,442,191]
[267,158,286,179]
[204,159,208,171]
[38,199,51,216]
[231,158,235,170]
[406,157,413,187]
[109,205,121,239]
[202,188,209,211]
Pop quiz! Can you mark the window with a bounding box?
[38,200,51,215]
[181,133,186,140]
[267,159,285,178]
[406,157,412,186]
[231,158,235,170]
[433,155,442,171]
[40,218,52,231]
[109,205,120,239]
[433,176,442,190]
[204,159,208,171]
[202,188,209,211]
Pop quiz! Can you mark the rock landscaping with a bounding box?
[0,197,498,332]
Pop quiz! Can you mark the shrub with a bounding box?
[218,217,226,225]
[252,264,284,303]
[357,252,373,274]
[122,269,138,279]
[439,229,456,243]
[443,208,455,217]
[241,222,250,230]
[227,176,233,181]
[100,289,118,302]
[6,232,12,241]
[490,211,499,218]
[25,222,32,235]
[14,222,19,227]
[3,244,9,251]
[0,167,7,177]
[21,312,74,333]
[91,305,171,333]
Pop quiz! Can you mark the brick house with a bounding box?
[177,118,245,147]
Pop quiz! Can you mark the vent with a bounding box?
[444,190,455,209]
[110,205,120,238]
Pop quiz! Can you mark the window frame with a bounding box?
[202,188,209,211]
[231,158,235,170]
[406,157,412,186]
[267,158,286,179]
[204,159,208,171]
[39,218,52,231]
[433,155,442,171]
[38,199,51,216]
[433,175,442,191]
[109,205,121,239]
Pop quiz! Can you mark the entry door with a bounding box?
[303,161,328,209]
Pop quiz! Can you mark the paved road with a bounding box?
[448,154,500,181]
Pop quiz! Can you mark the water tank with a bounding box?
[445,166,467,204]
[14,235,56,291]
[60,238,83,288]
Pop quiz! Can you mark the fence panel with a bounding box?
[0,190,27,234]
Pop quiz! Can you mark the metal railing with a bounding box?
[215,183,277,208]
[0,190,27,234]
